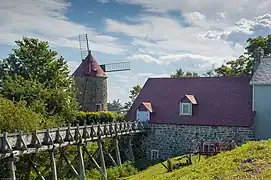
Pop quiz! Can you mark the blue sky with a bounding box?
[0,0,271,103]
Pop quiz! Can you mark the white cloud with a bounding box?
[109,72,169,103]
[97,0,111,3]
[202,14,271,44]
[67,60,81,74]
[105,15,245,67]
[0,0,126,55]
[127,53,228,66]
[116,0,271,23]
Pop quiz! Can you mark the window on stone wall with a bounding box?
[203,143,215,152]
[151,150,159,160]
[96,103,102,111]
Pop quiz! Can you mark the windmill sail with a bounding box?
[100,62,130,72]
[78,34,90,60]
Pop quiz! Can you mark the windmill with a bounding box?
[73,34,130,112]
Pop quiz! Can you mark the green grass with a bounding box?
[125,139,271,180]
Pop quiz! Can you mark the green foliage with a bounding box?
[214,55,252,76]
[0,37,78,124]
[134,158,155,170]
[127,140,271,180]
[108,99,124,113]
[170,68,199,78]
[124,85,142,110]
[87,161,138,180]
[245,34,271,56]
[213,34,271,76]
[0,96,55,133]
[74,111,125,125]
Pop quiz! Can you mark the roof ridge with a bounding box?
[148,76,250,80]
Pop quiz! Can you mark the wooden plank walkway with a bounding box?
[0,121,148,158]
[0,121,149,180]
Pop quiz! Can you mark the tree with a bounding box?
[213,34,271,76]
[245,34,271,57]
[170,68,199,77]
[107,99,123,113]
[203,69,215,77]
[214,55,252,76]
[0,37,78,124]
[124,85,141,110]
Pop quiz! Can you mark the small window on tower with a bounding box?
[96,103,101,111]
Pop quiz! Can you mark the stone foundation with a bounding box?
[137,124,254,160]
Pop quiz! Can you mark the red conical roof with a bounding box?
[73,54,107,78]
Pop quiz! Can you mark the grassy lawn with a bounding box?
[125,139,271,180]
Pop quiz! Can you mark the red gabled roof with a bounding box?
[125,76,253,127]
[182,95,197,104]
[140,102,153,112]
[73,54,107,77]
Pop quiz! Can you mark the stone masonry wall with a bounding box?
[74,76,107,112]
[137,124,254,160]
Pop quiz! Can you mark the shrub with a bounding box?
[74,111,125,125]
[86,161,138,180]
[0,96,55,133]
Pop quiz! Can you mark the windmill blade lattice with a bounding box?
[79,34,90,61]
[100,62,130,72]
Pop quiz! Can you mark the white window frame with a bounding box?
[203,143,215,152]
[151,150,159,160]
[136,109,150,122]
[180,103,192,116]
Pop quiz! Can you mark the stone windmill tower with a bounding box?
[73,34,130,112]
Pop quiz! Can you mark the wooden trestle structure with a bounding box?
[0,122,148,180]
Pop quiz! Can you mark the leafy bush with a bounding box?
[0,96,56,133]
[87,161,138,180]
[74,111,125,125]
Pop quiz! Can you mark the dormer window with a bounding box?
[180,103,192,116]
[179,94,197,116]
[136,102,153,122]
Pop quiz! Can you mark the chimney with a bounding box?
[252,47,264,74]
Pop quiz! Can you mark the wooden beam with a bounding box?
[128,137,134,162]
[101,140,117,166]
[114,138,122,166]
[29,154,46,180]
[7,154,16,180]
[49,150,58,180]
[59,147,80,178]
[98,139,107,180]
[78,145,86,180]
[82,145,103,174]
[57,152,64,179]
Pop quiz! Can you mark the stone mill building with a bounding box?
[73,53,107,112]
[126,55,271,161]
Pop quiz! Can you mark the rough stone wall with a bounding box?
[74,76,107,112]
[138,124,254,160]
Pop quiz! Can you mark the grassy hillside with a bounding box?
[126,140,271,180]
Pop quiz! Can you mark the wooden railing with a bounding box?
[0,121,148,159]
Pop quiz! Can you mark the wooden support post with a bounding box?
[114,138,122,166]
[49,150,58,180]
[98,139,107,180]
[57,153,64,180]
[78,145,86,180]
[59,148,79,178]
[101,140,117,167]
[128,137,134,162]
[29,154,46,180]
[82,145,104,175]
[7,154,16,180]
